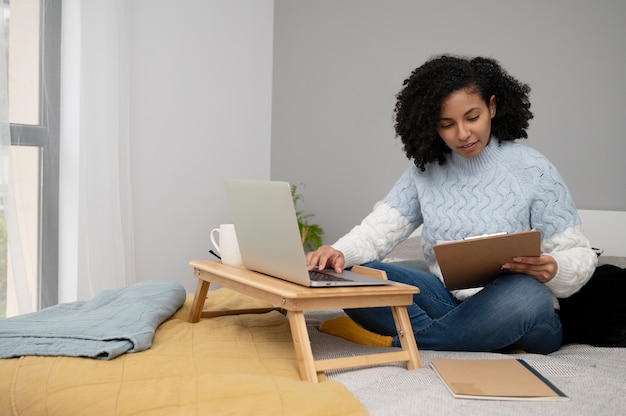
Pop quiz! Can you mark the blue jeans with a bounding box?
[345,262,563,354]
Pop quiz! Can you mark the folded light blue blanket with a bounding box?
[0,280,186,360]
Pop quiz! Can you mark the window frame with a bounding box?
[9,0,61,309]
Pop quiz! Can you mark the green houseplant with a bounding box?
[291,184,324,251]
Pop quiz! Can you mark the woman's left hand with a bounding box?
[501,254,557,283]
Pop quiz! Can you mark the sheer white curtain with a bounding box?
[59,0,135,302]
[1,5,25,316]
[1,2,40,317]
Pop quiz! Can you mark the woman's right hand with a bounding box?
[306,246,345,273]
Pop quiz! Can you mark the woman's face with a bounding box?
[436,89,496,158]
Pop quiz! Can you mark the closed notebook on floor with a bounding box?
[433,230,541,290]
[430,358,568,401]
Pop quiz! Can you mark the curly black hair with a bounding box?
[394,55,533,171]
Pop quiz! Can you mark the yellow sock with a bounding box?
[319,316,392,348]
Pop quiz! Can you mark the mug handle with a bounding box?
[210,228,221,254]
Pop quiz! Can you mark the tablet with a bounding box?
[433,230,541,290]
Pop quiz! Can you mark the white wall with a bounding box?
[129,0,274,291]
[272,0,626,245]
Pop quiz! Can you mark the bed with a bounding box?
[0,287,367,416]
[1,210,624,415]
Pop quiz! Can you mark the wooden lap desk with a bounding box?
[188,259,422,382]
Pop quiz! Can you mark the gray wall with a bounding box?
[129,0,274,292]
[272,0,626,245]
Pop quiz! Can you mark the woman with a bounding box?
[306,55,597,354]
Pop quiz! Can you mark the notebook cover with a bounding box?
[430,358,568,401]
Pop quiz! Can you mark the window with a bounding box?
[1,0,61,317]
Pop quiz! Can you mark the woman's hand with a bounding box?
[501,254,558,283]
[306,246,346,273]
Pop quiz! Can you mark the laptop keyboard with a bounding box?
[309,270,352,282]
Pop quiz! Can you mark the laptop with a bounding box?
[224,179,394,287]
[433,230,541,290]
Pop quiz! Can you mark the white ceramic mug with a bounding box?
[210,224,243,267]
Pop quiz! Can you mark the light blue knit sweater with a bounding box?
[333,138,597,302]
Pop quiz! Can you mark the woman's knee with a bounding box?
[490,274,556,320]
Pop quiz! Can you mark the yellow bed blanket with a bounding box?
[0,289,367,416]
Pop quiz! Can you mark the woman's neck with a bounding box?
[449,136,504,174]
